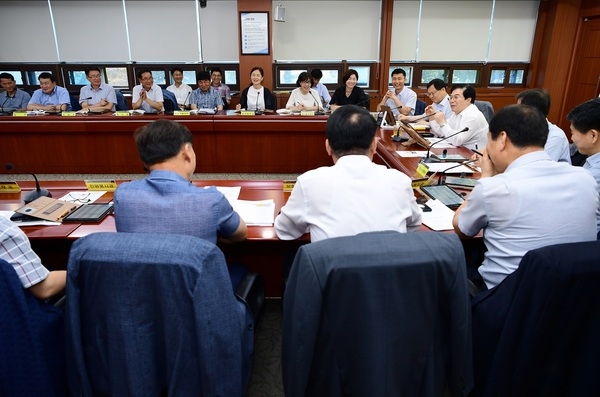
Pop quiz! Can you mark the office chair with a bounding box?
[161,88,178,112]
[471,240,600,397]
[65,232,254,397]
[0,259,66,397]
[474,100,494,123]
[415,98,427,115]
[114,89,128,111]
[70,94,82,111]
[282,231,473,397]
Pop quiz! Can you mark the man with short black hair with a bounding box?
[453,104,597,290]
[132,69,164,113]
[210,67,231,108]
[515,88,570,163]
[79,67,117,112]
[310,68,331,107]
[427,84,488,149]
[27,72,71,111]
[568,97,600,234]
[0,72,30,112]
[114,119,246,245]
[190,71,223,111]
[377,68,417,117]
[275,105,422,242]
[166,68,192,110]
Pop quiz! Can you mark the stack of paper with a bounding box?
[421,199,456,231]
[232,199,275,226]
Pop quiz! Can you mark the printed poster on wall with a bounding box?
[240,12,270,55]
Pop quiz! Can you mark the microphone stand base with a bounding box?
[23,189,52,204]
[422,157,441,163]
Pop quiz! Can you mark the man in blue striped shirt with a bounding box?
[190,71,223,111]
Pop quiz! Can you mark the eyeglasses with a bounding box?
[65,192,91,204]
[426,90,439,98]
[450,94,465,101]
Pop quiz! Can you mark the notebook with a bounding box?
[62,203,113,223]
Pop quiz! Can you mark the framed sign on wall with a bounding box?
[240,12,270,55]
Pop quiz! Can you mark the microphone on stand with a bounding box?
[354,95,372,108]
[182,91,191,110]
[437,158,479,185]
[309,91,324,115]
[4,163,52,203]
[0,96,10,114]
[254,91,263,115]
[422,127,469,163]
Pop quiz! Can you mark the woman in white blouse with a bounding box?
[285,72,323,112]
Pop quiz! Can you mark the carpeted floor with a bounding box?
[247,298,284,396]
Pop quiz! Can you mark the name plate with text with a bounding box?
[300,110,315,116]
[283,180,296,192]
[173,110,191,116]
[0,181,21,193]
[415,162,430,178]
[61,111,77,117]
[85,180,118,191]
[240,110,256,116]
[12,111,27,117]
[114,111,130,117]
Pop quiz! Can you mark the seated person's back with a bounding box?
[114,119,246,245]
[275,105,422,242]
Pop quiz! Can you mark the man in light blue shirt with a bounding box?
[568,97,600,234]
[516,88,570,163]
[27,72,71,111]
[190,71,223,111]
[376,68,417,117]
[79,67,117,112]
[310,69,331,107]
[132,69,164,113]
[0,72,30,112]
[454,104,598,290]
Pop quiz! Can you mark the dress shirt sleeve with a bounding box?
[321,84,331,104]
[132,86,141,103]
[106,86,117,105]
[405,89,417,113]
[286,90,297,109]
[456,184,488,237]
[275,180,309,240]
[58,87,71,107]
[407,196,423,232]
[28,90,42,106]
[431,112,483,148]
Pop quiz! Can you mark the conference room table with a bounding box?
[0,111,331,174]
[2,124,483,296]
[1,179,307,297]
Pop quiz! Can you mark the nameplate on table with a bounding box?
[411,178,432,189]
[415,161,430,178]
[85,180,118,191]
[283,180,296,192]
[114,111,130,117]
[12,111,27,117]
[241,110,256,116]
[61,111,77,117]
[173,110,191,116]
[0,181,21,193]
[300,110,315,116]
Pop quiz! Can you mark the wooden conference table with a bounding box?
[0,112,331,174]
[1,179,307,297]
[2,125,482,296]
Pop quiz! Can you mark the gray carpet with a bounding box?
[247,298,284,397]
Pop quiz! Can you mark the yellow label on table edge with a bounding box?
[85,180,118,191]
[114,111,130,117]
[173,110,191,116]
[240,110,256,116]
[61,111,77,117]
[300,110,315,116]
[0,181,21,193]
[12,112,27,117]
[415,161,430,178]
[283,180,296,192]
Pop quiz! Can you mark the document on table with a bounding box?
[425,138,457,148]
[232,199,275,226]
[57,191,107,204]
[396,150,428,157]
[421,199,456,231]
[213,186,242,203]
[0,210,61,226]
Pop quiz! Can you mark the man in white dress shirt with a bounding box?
[376,68,417,117]
[427,84,488,150]
[275,105,422,242]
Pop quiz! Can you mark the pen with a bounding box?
[472,149,483,156]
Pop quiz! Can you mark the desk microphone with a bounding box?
[309,91,324,115]
[1,95,11,114]
[437,158,479,185]
[182,91,191,109]
[354,95,373,108]
[4,163,52,203]
[254,91,263,115]
[422,127,469,163]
